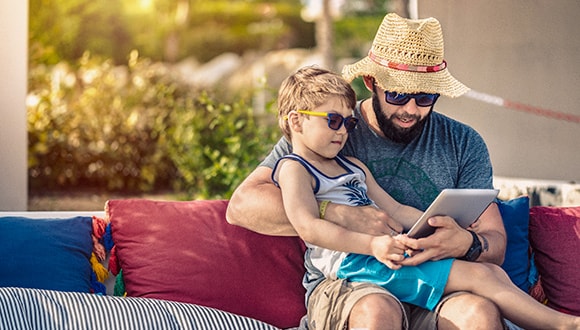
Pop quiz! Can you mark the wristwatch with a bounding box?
[461,230,482,261]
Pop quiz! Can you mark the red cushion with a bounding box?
[107,199,306,328]
[529,206,580,316]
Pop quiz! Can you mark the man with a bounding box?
[227,13,508,329]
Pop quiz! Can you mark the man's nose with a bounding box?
[401,99,420,114]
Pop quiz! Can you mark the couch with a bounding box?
[0,196,578,329]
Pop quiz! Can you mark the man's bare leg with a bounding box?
[348,294,405,330]
[436,293,503,330]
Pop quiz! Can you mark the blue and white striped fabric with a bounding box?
[0,287,280,330]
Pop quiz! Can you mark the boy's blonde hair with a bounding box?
[277,66,357,141]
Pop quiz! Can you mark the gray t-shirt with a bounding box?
[261,100,494,212]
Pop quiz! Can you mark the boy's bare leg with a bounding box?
[446,261,580,330]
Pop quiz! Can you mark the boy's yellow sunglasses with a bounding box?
[287,110,358,132]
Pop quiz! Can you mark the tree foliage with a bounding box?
[29,0,315,65]
[28,52,278,198]
[27,0,391,197]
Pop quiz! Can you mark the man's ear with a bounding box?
[362,75,375,91]
[287,111,303,132]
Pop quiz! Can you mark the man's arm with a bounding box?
[397,203,507,266]
[226,166,298,236]
[463,202,507,264]
[226,164,401,237]
[322,203,405,236]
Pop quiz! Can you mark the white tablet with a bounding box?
[406,189,499,238]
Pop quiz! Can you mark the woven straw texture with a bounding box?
[342,13,469,98]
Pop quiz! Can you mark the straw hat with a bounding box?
[342,13,469,98]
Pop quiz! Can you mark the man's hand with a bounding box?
[397,203,506,266]
[395,215,472,266]
[324,203,404,236]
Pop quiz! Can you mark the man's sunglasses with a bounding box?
[297,110,358,132]
[384,91,440,107]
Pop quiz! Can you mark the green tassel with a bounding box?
[113,269,126,296]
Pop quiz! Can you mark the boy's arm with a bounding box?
[277,160,406,268]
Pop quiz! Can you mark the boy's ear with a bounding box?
[287,111,303,132]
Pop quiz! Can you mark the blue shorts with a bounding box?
[336,253,454,311]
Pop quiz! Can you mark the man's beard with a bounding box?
[372,93,431,144]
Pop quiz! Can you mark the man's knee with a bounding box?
[438,293,502,329]
[460,296,501,326]
[349,294,405,329]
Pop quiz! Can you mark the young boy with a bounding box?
[272,66,579,330]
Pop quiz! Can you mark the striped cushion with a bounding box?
[0,287,280,330]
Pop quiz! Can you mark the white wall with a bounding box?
[0,1,28,210]
[419,0,580,182]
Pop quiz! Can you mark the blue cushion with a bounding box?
[0,216,93,292]
[497,196,531,292]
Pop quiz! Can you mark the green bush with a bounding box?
[167,93,278,199]
[27,51,279,198]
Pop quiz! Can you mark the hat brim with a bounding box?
[342,56,470,98]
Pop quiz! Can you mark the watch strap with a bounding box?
[461,230,483,261]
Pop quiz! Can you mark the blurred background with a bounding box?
[1,0,579,210]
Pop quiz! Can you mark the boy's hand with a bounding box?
[370,235,407,270]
